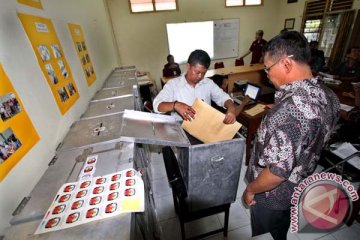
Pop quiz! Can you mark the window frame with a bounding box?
[129,0,178,14]
[225,0,263,7]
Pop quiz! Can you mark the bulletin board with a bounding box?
[213,19,239,59]
[0,64,40,181]
[18,13,79,115]
[68,23,96,86]
[17,0,43,9]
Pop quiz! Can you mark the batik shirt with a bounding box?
[245,78,340,210]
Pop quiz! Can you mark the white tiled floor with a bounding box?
[149,148,360,240]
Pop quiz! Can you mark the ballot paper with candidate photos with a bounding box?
[181,98,242,143]
[35,168,144,234]
[78,155,98,180]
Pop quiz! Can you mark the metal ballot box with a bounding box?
[81,96,134,119]
[59,113,124,152]
[120,110,245,212]
[103,74,137,89]
[91,87,133,102]
[4,68,163,240]
[5,143,135,240]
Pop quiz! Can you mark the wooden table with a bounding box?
[206,64,265,92]
[160,76,177,87]
[236,103,269,165]
[325,82,356,120]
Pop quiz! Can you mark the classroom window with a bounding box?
[129,0,177,13]
[225,0,262,7]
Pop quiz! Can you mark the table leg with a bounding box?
[245,132,253,165]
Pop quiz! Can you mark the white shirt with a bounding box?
[153,74,231,121]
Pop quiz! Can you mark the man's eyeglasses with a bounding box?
[263,55,294,75]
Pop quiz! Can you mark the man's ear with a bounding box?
[185,63,190,72]
[282,57,292,74]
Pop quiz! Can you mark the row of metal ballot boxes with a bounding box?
[4,65,246,240]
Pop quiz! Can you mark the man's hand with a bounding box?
[223,99,236,124]
[242,188,256,207]
[235,95,250,116]
[174,102,196,121]
[242,95,251,105]
[223,111,236,124]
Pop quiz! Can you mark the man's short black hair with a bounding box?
[264,31,311,65]
[167,54,173,62]
[187,49,211,69]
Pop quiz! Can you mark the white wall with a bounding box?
[0,0,117,235]
[106,0,308,87]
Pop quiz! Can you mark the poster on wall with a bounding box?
[18,13,79,115]
[17,0,43,9]
[68,23,96,86]
[0,64,40,181]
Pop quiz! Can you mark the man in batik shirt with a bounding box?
[242,31,340,240]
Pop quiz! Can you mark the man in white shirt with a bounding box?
[153,49,236,124]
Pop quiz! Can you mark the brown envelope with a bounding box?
[181,98,241,143]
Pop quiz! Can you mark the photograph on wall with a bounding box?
[81,55,86,65]
[37,45,51,62]
[68,23,96,86]
[18,13,79,115]
[85,54,90,63]
[0,64,39,181]
[81,42,87,51]
[0,93,21,122]
[84,68,91,78]
[58,87,69,103]
[51,44,62,58]
[17,0,43,9]
[35,168,145,235]
[67,83,77,96]
[45,63,58,85]
[57,60,68,78]
[0,128,22,164]
[76,42,82,52]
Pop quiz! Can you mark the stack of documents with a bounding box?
[244,104,266,116]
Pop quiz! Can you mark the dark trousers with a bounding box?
[250,203,291,240]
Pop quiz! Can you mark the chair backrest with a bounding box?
[162,146,187,198]
[214,62,225,69]
[143,100,153,112]
[235,58,244,66]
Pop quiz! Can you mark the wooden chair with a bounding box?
[235,58,244,66]
[214,62,225,69]
[162,146,230,240]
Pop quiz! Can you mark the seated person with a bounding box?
[331,47,360,82]
[309,40,325,74]
[209,74,228,92]
[163,54,181,77]
[154,49,239,124]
